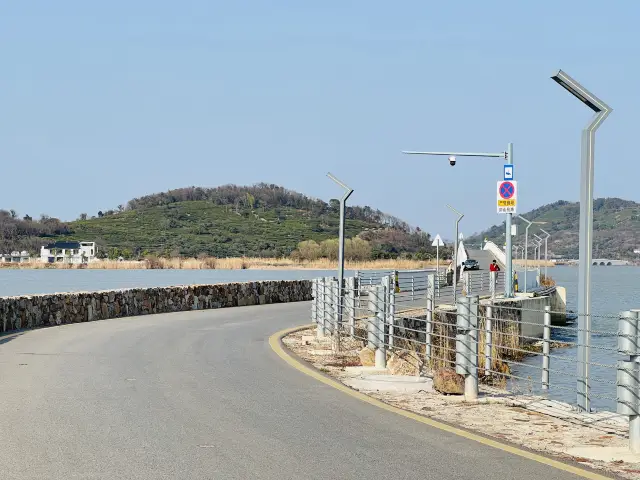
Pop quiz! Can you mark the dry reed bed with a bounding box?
[0,257,442,271]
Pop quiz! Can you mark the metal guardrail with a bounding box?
[310,273,640,453]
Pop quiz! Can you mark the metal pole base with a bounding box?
[375,348,387,369]
[465,375,478,402]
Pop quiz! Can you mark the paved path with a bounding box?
[0,303,597,479]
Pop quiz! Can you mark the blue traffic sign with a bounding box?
[504,164,514,180]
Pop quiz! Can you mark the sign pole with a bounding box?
[505,143,514,298]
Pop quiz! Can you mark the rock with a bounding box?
[358,347,376,367]
[433,368,464,395]
[388,352,421,376]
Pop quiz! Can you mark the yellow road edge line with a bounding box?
[269,325,611,480]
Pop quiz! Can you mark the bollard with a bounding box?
[542,306,551,390]
[374,284,387,369]
[484,303,493,373]
[383,276,395,349]
[425,274,435,363]
[617,310,640,453]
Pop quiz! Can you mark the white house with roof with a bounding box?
[0,251,31,263]
[40,241,97,264]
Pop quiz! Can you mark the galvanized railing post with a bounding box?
[542,306,551,390]
[317,277,327,339]
[346,277,356,337]
[411,275,415,301]
[617,310,640,453]
[456,296,478,401]
[331,278,341,353]
[375,284,387,369]
[383,276,395,349]
[426,274,435,364]
[367,286,377,349]
[311,278,318,326]
[484,302,493,373]
[490,271,496,299]
[464,271,470,295]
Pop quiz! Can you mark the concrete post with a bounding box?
[374,284,387,369]
[542,306,551,390]
[484,303,493,373]
[617,310,640,453]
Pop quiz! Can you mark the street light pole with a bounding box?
[446,204,464,304]
[403,144,514,298]
[540,229,551,278]
[327,172,354,333]
[518,215,533,294]
[552,69,612,412]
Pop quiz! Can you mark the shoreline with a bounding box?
[0,256,559,271]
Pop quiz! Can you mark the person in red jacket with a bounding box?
[489,260,501,272]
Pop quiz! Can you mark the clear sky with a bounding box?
[1,1,638,239]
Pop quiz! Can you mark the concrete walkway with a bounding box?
[0,303,596,479]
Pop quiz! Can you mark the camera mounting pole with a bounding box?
[402,145,514,298]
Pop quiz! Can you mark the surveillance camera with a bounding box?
[448,156,456,166]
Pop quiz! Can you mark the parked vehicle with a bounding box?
[462,259,479,270]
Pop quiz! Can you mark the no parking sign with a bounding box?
[497,181,517,214]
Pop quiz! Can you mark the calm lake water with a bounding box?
[515,265,640,412]
[0,269,346,297]
[0,265,636,411]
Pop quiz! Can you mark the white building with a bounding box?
[0,251,31,263]
[40,241,97,264]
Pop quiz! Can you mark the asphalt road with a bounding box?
[0,303,595,479]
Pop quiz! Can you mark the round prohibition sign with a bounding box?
[499,181,515,200]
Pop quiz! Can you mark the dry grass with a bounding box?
[0,256,439,270]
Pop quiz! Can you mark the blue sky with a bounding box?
[1,1,638,238]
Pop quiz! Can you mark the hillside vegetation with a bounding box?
[3,184,442,260]
[470,198,640,260]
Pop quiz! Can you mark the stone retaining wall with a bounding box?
[0,280,312,333]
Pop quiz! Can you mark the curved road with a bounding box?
[0,303,595,479]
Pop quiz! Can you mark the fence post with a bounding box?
[464,271,471,295]
[346,277,356,337]
[426,274,435,364]
[490,271,496,299]
[311,278,318,326]
[542,305,551,390]
[331,278,341,352]
[367,286,377,350]
[383,276,395,349]
[375,284,387,369]
[317,278,326,339]
[324,276,334,334]
[411,275,415,301]
[467,295,479,401]
[617,310,640,453]
[456,296,478,401]
[484,302,493,373]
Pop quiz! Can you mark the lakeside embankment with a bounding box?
[0,256,557,270]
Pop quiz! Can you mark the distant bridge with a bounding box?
[591,259,630,266]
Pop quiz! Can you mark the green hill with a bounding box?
[3,184,436,260]
[469,198,640,260]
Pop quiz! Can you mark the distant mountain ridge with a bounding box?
[469,198,640,260]
[0,184,437,260]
